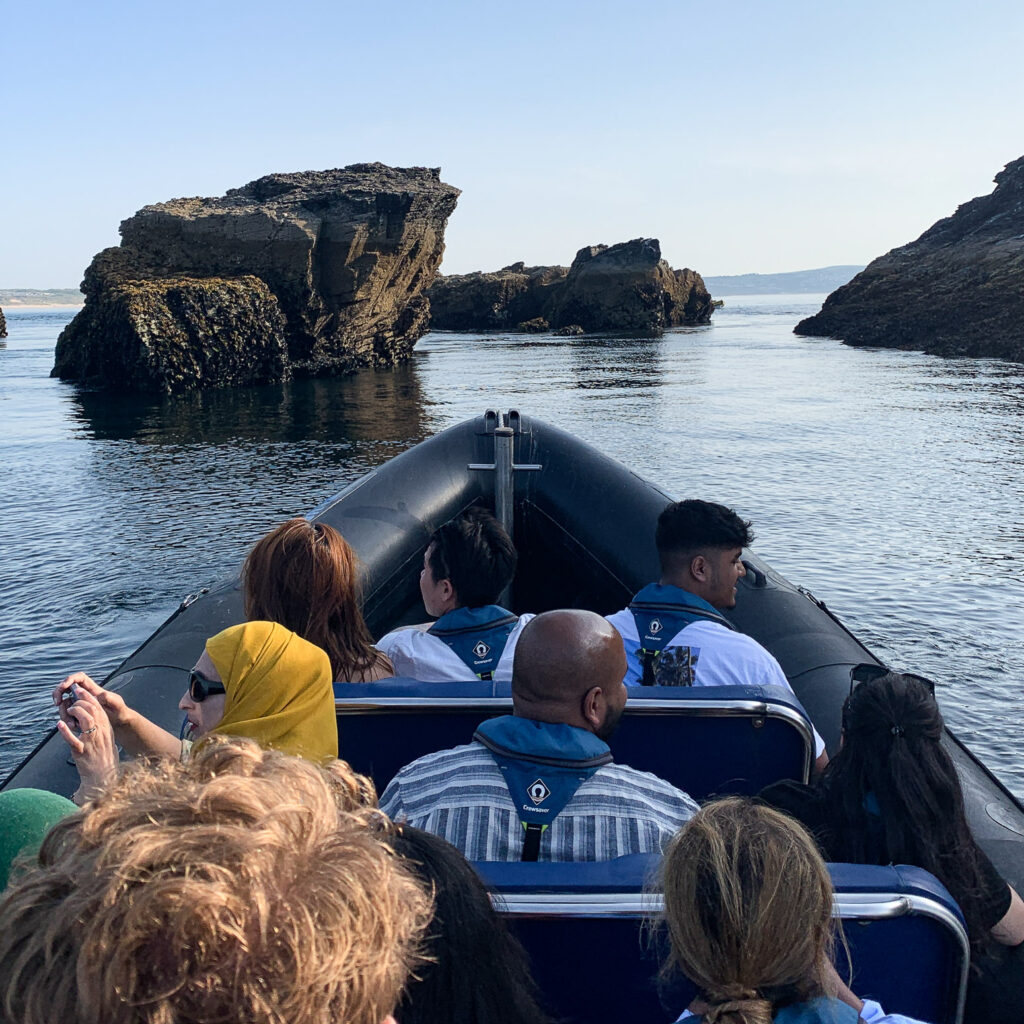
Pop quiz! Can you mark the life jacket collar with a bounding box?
[428,605,519,679]
[474,716,612,860]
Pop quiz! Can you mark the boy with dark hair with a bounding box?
[377,507,533,681]
[607,499,827,771]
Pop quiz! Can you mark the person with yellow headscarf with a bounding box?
[55,622,338,804]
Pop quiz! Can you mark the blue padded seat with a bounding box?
[334,680,814,798]
[474,858,969,1024]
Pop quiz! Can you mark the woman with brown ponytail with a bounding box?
[661,798,930,1024]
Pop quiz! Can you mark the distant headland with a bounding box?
[0,288,84,306]
[703,266,864,295]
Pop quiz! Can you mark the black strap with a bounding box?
[521,823,543,861]
[479,670,493,681]
[640,648,658,686]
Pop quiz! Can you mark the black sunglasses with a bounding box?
[188,669,226,702]
[849,663,936,697]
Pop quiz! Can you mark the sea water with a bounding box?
[2,297,1023,795]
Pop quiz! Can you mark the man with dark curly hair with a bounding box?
[0,737,430,1024]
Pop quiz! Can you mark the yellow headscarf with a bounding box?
[203,621,338,762]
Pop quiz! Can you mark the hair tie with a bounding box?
[890,724,905,737]
[706,994,770,1024]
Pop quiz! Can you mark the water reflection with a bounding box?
[70,364,429,446]
[567,332,673,392]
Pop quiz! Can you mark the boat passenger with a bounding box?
[0,736,430,1024]
[375,507,534,682]
[759,671,1024,1024]
[606,498,827,772]
[383,824,552,1024]
[53,620,338,804]
[243,517,394,682]
[662,797,932,1024]
[0,788,76,890]
[380,609,698,861]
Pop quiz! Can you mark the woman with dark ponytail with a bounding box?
[760,672,1024,1023]
[661,798,928,1024]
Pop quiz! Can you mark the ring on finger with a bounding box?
[82,727,97,735]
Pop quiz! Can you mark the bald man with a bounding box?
[379,610,698,862]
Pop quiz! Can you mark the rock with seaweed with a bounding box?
[53,164,461,392]
[426,239,713,333]
[795,155,1024,361]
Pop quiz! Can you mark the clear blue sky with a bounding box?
[4,0,1023,286]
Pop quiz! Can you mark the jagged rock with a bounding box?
[517,317,550,333]
[53,164,460,392]
[554,324,584,336]
[427,238,712,333]
[0,306,6,339]
[427,264,567,330]
[549,239,713,331]
[50,276,288,392]
[795,156,1024,361]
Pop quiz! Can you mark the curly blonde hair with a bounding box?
[0,737,430,1024]
[661,797,834,1024]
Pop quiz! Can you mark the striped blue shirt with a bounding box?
[380,740,699,861]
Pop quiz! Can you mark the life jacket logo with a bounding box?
[472,640,491,659]
[648,618,663,635]
[528,779,551,805]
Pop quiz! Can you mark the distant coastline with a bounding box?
[704,265,863,295]
[0,267,866,308]
[0,288,84,306]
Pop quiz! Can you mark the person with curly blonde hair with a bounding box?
[662,798,930,1024]
[0,736,430,1024]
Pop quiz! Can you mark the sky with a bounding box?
[3,0,1023,286]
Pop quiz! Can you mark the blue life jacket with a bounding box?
[474,716,612,861]
[774,997,859,1024]
[629,583,734,686]
[680,997,860,1024]
[427,605,520,680]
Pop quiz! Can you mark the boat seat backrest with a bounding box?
[473,859,969,1024]
[334,680,814,797]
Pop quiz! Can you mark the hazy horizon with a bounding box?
[5,1,1023,287]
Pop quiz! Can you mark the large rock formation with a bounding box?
[0,306,6,339]
[795,156,1024,361]
[427,238,713,333]
[53,164,460,392]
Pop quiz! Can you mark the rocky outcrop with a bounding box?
[427,239,713,333]
[795,156,1024,361]
[426,262,567,331]
[0,306,6,339]
[53,164,460,392]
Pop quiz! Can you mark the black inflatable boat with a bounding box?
[5,409,1024,893]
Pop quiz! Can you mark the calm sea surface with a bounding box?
[2,298,1023,793]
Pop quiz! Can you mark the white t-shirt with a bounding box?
[607,607,825,757]
[376,613,534,682]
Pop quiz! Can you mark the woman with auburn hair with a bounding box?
[662,798,929,1024]
[760,671,1024,1024]
[243,517,393,682]
[54,620,338,803]
[0,736,429,1024]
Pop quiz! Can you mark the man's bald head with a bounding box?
[512,610,627,737]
